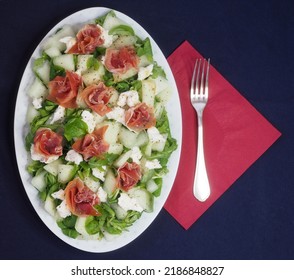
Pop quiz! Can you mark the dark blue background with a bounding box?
[1,0,293,259]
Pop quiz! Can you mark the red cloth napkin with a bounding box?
[164,41,281,230]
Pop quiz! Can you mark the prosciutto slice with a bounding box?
[32,128,63,161]
[72,126,109,160]
[64,178,100,216]
[116,162,141,191]
[125,102,156,132]
[104,46,139,74]
[80,82,112,116]
[47,71,82,108]
[67,24,104,54]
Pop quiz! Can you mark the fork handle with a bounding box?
[193,113,210,202]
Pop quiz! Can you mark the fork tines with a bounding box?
[190,58,210,101]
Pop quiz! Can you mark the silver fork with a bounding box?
[190,58,211,202]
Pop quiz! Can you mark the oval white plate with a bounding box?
[14,7,182,253]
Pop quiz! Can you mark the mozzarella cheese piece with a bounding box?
[48,105,65,124]
[30,145,59,164]
[145,159,162,169]
[65,149,83,165]
[118,193,144,212]
[51,189,71,218]
[92,166,107,181]
[138,64,154,81]
[97,187,107,203]
[56,200,71,218]
[106,106,125,125]
[117,90,140,107]
[147,127,165,144]
[51,189,65,200]
[32,97,43,109]
[81,110,96,133]
[130,146,142,164]
[59,36,77,53]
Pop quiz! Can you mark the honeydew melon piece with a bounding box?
[34,60,50,85]
[82,69,105,86]
[57,164,75,183]
[154,101,164,119]
[103,169,117,195]
[112,35,137,48]
[103,11,125,31]
[97,121,121,144]
[128,188,154,213]
[108,143,124,155]
[146,179,159,194]
[53,54,75,71]
[151,133,168,152]
[26,105,40,123]
[118,126,137,149]
[42,25,75,51]
[151,76,169,95]
[113,150,132,168]
[113,67,138,82]
[44,46,61,58]
[44,159,62,176]
[84,176,100,193]
[28,78,48,99]
[111,203,127,220]
[136,131,148,147]
[31,171,46,192]
[44,196,56,217]
[75,216,100,239]
[156,87,171,104]
[142,79,156,107]
[138,55,151,67]
[76,55,93,74]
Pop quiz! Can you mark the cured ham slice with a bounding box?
[64,178,100,216]
[116,162,141,191]
[104,46,139,74]
[67,24,104,54]
[47,71,82,108]
[125,102,156,132]
[72,126,109,160]
[80,82,112,116]
[31,128,63,163]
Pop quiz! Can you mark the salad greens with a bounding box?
[25,10,177,241]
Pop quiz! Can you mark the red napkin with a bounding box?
[164,41,281,230]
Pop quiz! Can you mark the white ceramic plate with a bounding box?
[14,7,182,252]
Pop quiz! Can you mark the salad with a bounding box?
[25,10,177,240]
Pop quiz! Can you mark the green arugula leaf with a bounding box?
[64,117,88,141]
[136,38,153,62]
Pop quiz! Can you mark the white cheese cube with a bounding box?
[65,149,83,165]
[92,166,107,182]
[130,146,142,164]
[117,90,140,107]
[145,159,162,170]
[97,187,108,203]
[81,110,96,133]
[32,97,43,109]
[48,105,65,124]
[106,106,125,125]
[147,127,166,144]
[56,200,71,218]
[118,193,144,212]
